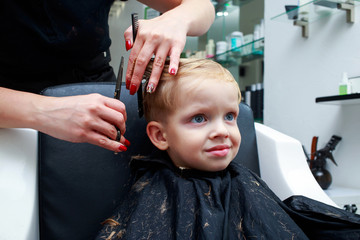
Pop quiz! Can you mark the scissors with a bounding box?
[114,56,124,144]
[113,12,140,150]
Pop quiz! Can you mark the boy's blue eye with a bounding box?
[191,115,205,123]
[225,113,235,121]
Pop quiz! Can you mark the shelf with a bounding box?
[209,38,264,67]
[271,0,359,37]
[316,93,360,105]
[272,0,359,23]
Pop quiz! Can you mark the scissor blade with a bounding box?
[116,56,124,91]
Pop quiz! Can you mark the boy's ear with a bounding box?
[146,121,169,150]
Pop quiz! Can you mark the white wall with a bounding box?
[264,1,360,189]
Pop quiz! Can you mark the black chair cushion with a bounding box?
[38,82,259,240]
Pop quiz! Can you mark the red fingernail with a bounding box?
[125,40,132,51]
[126,79,130,90]
[130,83,137,95]
[170,68,176,75]
[118,145,127,152]
[124,139,131,147]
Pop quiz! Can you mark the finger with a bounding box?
[125,39,144,90]
[124,25,133,51]
[89,118,120,141]
[127,44,155,95]
[96,100,126,135]
[120,135,131,147]
[168,40,186,76]
[88,131,128,152]
[99,111,126,137]
[104,98,127,122]
[86,111,128,152]
[146,48,170,94]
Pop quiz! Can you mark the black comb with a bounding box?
[131,12,144,118]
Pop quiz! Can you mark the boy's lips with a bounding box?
[205,145,230,157]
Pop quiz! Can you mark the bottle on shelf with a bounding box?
[339,72,351,95]
[229,31,244,57]
[205,39,215,58]
[216,41,228,62]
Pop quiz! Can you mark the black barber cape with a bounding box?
[96,151,360,240]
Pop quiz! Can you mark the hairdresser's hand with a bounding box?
[125,0,214,95]
[124,14,186,95]
[0,87,129,153]
[35,94,129,152]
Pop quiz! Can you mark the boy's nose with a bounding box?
[209,120,229,139]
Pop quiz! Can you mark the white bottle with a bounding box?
[216,41,228,61]
[206,39,215,58]
[230,31,243,56]
[259,19,265,47]
[298,0,309,21]
[253,24,260,50]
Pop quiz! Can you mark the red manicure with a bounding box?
[129,83,137,95]
[170,68,176,75]
[124,139,131,147]
[125,40,132,51]
[118,145,127,152]
[126,79,130,90]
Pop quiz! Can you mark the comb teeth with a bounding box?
[131,12,143,117]
[143,69,151,80]
[131,13,139,42]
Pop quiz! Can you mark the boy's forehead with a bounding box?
[177,76,236,94]
[176,78,238,103]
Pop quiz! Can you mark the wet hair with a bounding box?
[143,58,241,122]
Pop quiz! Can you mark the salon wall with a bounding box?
[264,1,360,189]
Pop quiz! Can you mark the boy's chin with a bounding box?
[201,161,232,172]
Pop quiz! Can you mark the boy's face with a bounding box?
[163,78,241,172]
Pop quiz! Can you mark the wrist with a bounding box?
[0,88,45,129]
[169,0,214,36]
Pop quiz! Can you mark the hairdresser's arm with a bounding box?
[125,0,215,94]
[0,87,128,152]
[139,0,214,36]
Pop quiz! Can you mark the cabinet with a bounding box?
[205,0,264,122]
[207,0,264,64]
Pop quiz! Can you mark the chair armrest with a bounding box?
[0,128,39,240]
[254,123,338,207]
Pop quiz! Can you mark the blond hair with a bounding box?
[143,58,241,122]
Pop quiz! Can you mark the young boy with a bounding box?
[96,59,360,240]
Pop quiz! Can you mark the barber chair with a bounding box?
[0,82,337,240]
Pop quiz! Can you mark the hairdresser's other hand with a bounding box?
[124,15,185,95]
[0,88,128,152]
[125,0,215,95]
